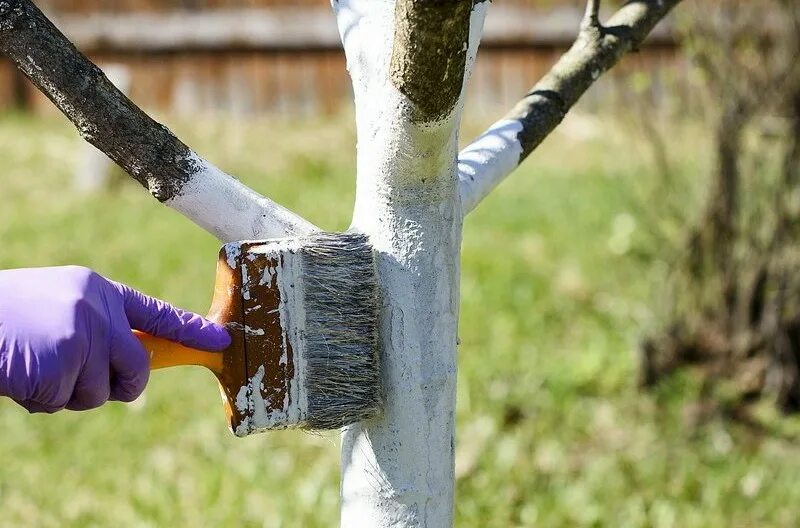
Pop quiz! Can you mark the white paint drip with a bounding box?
[458,118,525,214]
[244,303,263,315]
[223,242,241,270]
[244,325,265,336]
[260,265,275,287]
[234,365,267,436]
[235,384,249,413]
[241,261,251,301]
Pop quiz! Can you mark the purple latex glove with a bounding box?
[0,266,230,413]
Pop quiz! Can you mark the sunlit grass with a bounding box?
[0,111,799,527]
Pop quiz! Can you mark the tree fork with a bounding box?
[2,0,685,524]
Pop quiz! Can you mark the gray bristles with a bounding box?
[301,232,382,429]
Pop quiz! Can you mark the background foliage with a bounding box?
[1,109,800,527]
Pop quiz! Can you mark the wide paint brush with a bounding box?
[133,232,381,437]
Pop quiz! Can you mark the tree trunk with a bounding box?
[344,161,462,526]
[334,1,486,525]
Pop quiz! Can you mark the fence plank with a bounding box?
[41,6,674,53]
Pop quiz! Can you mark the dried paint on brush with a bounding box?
[220,232,381,436]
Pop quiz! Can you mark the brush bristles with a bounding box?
[300,232,382,429]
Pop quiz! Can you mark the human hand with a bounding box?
[0,266,230,413]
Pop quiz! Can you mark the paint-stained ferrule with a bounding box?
[216,232,381,437]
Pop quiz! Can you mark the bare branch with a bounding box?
[0,0,315,241]
[582,0,602,31]
[459,0,684,214]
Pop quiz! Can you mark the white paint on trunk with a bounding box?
[167,153,318,242]
[335,1,487,526]
[457,118,524,215]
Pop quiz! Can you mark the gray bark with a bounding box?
[390,0,475,123]
[0,0,197,202]
[506,0,683,162]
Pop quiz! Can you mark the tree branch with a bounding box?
[0,0,316,241]
[459,0,684,215]
[582,0,602,32]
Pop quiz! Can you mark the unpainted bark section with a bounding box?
[507,0,683,161]
[0,0,196,201]
[390,0,474,123]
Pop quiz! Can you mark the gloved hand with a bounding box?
[0,266,230,413]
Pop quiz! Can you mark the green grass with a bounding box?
[1,110,799,527]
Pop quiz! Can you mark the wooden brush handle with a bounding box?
[133,330,224,374]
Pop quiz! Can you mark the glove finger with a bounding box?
[65,360,111,411]
[108,329,150,403]
[18,399,63,414]
[111,281,230,351]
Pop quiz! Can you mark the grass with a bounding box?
[1,109,800,527]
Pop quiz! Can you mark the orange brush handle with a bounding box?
[133,330,223,374]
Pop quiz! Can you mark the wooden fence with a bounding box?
[0,1,686,117]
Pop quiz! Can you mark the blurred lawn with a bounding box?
[1,110,800,527]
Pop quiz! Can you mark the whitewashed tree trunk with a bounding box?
[0,0,684,526]
[333,1,486,525]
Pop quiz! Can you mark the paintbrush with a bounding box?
[133,232,381,437]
